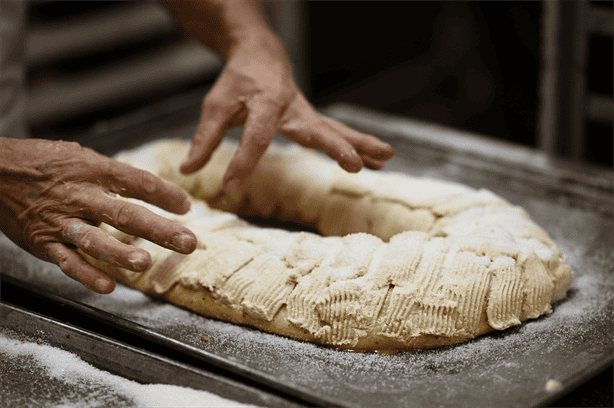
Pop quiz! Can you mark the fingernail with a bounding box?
[341,159,361,173]
[128,252,149,271]
[180,150,197,173]
[224,178,241,194]
[180,198,191,214]
[179,161,192,174]
[94,278,113,294]
[172,232,197,253]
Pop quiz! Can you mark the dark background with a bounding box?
[306,1,612,165]
[26,1,613,167]
[309,2,541,145]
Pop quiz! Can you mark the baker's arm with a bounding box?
[0,138,197,294]
[161,0,395,193]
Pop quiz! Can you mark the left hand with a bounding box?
[179,35,395,193]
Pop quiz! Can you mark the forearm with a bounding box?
[160,0,280,61]
[161,0,395,187]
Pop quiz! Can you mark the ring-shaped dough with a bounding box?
[86,140,573,353]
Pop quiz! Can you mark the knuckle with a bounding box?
[202,103,219,119]
[113,202,134,229]
[63,191,85,208]
[221,103,241,117]
[54,251,73,272]
[95,155,116,176]
[78,229,96,253]
[63,223,84,245]
[202,90,223,106]
[250,135,271,151]
[26,222,60,253]
[261,96,285,113]
[299,127,319,145]
[203,97,238,119]
[284,122,320,148]
[279,118,301,133]
[141,170,159,194]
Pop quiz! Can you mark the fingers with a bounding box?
[86,195,197,255]
[361,155,388,171]
[47,242,116,294]
[180,97,244,175]
[45,197,196,295]
[322,118,395,163]
[285,119,364,172]
[182,75,395,188]
[279,95,394,173]
[64,221,152,272]
[108,162,192,215]
[222,100,281,193]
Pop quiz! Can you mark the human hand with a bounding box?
[179,35,395,193]
[0,138,197,294]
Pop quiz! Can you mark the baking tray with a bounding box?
[0,301,307,408]
[2,103,612,407]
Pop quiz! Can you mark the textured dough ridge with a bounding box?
[89,139,573,353]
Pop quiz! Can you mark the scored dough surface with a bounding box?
[88,140,573,353]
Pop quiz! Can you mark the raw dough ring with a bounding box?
[88,140,573,353]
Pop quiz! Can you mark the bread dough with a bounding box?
[87,140,573,353]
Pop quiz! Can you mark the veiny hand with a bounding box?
[0,138,197,294]
[179,35,396,193]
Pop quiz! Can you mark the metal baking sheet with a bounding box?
[0,302,306,408]
[2,104,612,407]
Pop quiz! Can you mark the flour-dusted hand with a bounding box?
[0,138,197,294]
[162,0,395,193]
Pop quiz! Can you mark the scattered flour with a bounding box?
[1,186,612,407]
[0,330,262,408]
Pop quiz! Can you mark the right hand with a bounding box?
[0,138,197,294]
[179,34,395,193]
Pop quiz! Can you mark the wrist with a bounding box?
[227,28,285,60]
[162,0,279,62]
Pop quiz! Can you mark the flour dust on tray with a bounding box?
[0,329,261,408]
